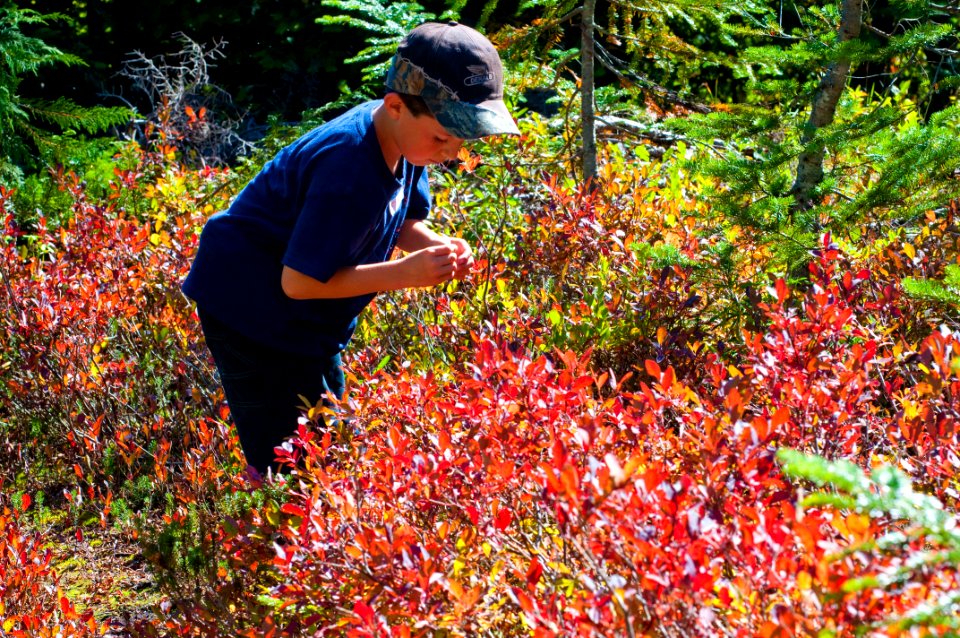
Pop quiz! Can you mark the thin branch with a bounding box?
[863,23,959,57]
[593,42,712,114]
[930,2,960,15]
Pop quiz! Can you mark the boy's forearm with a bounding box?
[282,243,457,300]
[282,262,407,300]
[396,219,447,252]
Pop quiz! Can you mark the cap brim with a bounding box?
[425,97,520,140]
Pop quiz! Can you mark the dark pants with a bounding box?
[197,309,344,473]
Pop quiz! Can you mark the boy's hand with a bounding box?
[401,244,458,287]
[446,237,474,280]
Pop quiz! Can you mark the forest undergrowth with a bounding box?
[2,80,960,637]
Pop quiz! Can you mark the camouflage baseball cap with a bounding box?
[385,21,520,140]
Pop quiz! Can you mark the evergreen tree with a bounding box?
[673,0,960,271]
[498,0,750,184]
[0,6,129,185]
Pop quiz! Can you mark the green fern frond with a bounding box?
[1,7,133,180]
[777,447,960,632]
[903,264,960,307]
[317,0,448,91]
[25,98,130,135]
[0,8,84,76]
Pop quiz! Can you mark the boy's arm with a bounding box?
[396,219,449,252]
[281,245,456,300]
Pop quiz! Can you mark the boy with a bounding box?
[182,22,519,474]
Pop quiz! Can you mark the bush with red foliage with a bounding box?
[197,231,957,636]
[0,488,105,635]
[0,155,233,499]
[3,126,960,636]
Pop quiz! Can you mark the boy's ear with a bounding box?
[382,92,405,119]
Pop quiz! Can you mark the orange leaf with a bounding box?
[771,406,790,429]
[645,359,662,379]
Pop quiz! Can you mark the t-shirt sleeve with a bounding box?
[406,167,431,221]
[282,164,382,284]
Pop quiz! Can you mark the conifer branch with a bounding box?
[558,6,584,25]
[593,42,712,114]
[929,2,960,15]
[863,23,958,57]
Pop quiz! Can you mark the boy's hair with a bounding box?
[392,92,433,118]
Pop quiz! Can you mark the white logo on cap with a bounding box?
[464,64,494,86]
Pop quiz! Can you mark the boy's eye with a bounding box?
[435,137,448,144]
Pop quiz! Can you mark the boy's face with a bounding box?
[394,102,465,167]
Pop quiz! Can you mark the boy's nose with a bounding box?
[444,139,463,160]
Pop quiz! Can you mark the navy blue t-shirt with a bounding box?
[182,100,431,356]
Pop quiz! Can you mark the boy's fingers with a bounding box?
[428,244,456,257]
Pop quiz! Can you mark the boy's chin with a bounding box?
[424,158,458,169]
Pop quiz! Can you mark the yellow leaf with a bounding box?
[489,559,503,581]
[264,500,280,526]
[903,242,916,259]
[846,513,870,535]
[797,571,812,590]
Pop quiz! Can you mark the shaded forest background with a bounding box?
[19,0,957,123]
[17,0,543,126]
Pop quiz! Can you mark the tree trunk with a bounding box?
[581,0,598,187]
[790,0,863,211]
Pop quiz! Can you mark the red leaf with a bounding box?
[526,556,543,588]
[494,508,512,531]
[775,278,789,304]
[771,406,790,430]
[353,600,375,625]
[280,503,306,517]
[465,505,479,525]
[718,587,732,606]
